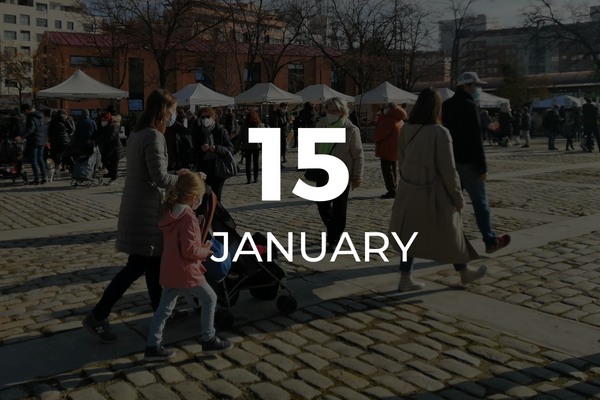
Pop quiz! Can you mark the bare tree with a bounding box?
[0,47,35,107]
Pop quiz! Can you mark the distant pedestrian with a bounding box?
[511,108,522,145]
[235,111,261,184]
[47,110,74,171]
[372,102,407,199]
[480,110,492,143]
[97,112,123,184]
[543,106,562,151]
[389,87,485,292]
[270,102,291,164]
[582,98,599,152]
[520,107,532,148]
[571,105,583,141]
[564,118,575,151]
[498,103,514,144]
[442,71,511,254]
[18,104,47,185]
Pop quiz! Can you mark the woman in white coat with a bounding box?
[388,88,487,291]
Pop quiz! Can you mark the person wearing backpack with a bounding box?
[48,110,74,171]
[544,106,562,151]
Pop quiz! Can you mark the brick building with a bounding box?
[35,31,344,112]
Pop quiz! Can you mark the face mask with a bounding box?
[201,117,213,127]
[192,195,201,210]
[281,108,287,113]
[383,109,388,114]
[101,121,108,127]
[326,114,340,124]
[473,87,482,100]
[166,110,176,127]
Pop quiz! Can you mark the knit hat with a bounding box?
[500,103,511,113]
[82,109,90,117]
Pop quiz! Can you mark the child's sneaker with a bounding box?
[202,335,233,355]
[82,312,118,343]
[144,345,176,362]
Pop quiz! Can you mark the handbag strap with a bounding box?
[406,124,425,147]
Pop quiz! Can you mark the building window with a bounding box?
[20,46,30,55]
[36,18,47,27]
[83,24,93,33]
[4,31,17,40]
[54,20,61,29]
[49,2,61,9]
[288,64,304,93]
[36,2,47,11]
[70,55,113,67]
[67,21,74,30]
[4,14,16,24]
[20,31,30,41]
[20,15,30,25]
[195,64,215,90]
[36,33,43,42]
[244,62,261,89]
[550,56,559,62]
[331,66,345,93]
[18,0,33,6]
[5,80,18,88]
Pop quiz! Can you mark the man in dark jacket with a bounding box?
[582,98,599,152]
[270,102,290,163]
[18,104,47,184]
[442,71,510,254]
[511,109,522,146]
[75,109,98,155]
[543,106,561,151]
[296,102,319,149]
[520,107,532,148]
[48,109,74,171]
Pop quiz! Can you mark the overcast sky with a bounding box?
[472,0,527,27]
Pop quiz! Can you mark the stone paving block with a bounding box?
[347,312,374,324]
[264,354,300,371]
[124,366,156,387]
[296,352,329,370]
[328,369,370,389]
[337,332,374,349]
[320,301,348,314]
[254,362,287,382]
[138,383,179,400]
[458,334,498,348]
[564,381,600,397]
[254,320,283,333]
[104,382,137,400]
[0,388,29,400]
[372,374,417,395]
[298,328,330,343]
[366,309,397,321]
[329,387,370,400]
[264,338,301,355]
[281,379,320,399]
[455,322,499,338]
[371,344,412,362]
[479,377,537,399]
[489,365,532,385]
[408,360,452,381]
[238,325,266,340]
[276,331,309,346]
[448,378,486,397]
[178,340,203,355]
[305,305,336,319]
[375,322,407,336]
[421,320,458,334]
[309,319,343,334]
[289,310,314,323]
[335,299,368,311]
[204,379,243,399]
[56,372,83,390]
[415,336,443,351]
[498,336,539,354]
[84,367,114,384]
[507,361,560,381]
[362,386,402,400]
[249,382,291,400]
[439,388,479,400]
[412,393,445,400]
[223,347,260,365]
[297,369,334,390]
[399,370,445,391]
[541,351,588,369]
[562,310,589,321]
[219,368,261,384]
[201,355,232,370]
[68,388,105,400]
[172,381,211,400]
[468,346,511,364]
[270,316,304,330]
[154,365,185,384]
[393,310,421,322]
[304,344,340,359]
[540,302,573,314]
[398,343,439,360]
[502,348,544,364]
[325,341,363,357]
[437,359,482,379]
[333,357,377,375]
[240,341,271,357]
[396,320,430,333]
[546,362,588,380]
[362,329,401,343]
[359,353,403,373]
[218,331,244,343]
[428,332,467,348]
[334,317,367,330]
[33,384,60,400]
[536,384,585,400]
[180,362,212,381]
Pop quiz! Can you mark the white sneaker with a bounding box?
[398,276,425,292]
[108,179,117,185]
[460,265,488,284]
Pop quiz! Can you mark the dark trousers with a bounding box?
[380,159,398,195]
[245,149,259,181]
[49,143,67,168]
[316,184,351,246]
[584,126,600,151]
[565,136,574,150]
[280,130,287,161]
[103,153,119,180]
[92,254,161,320]
[206,176,226,203]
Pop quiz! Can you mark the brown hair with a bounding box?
[99,112,112,122]
[135,89,177,133]
[198,107,217,120]
[161,172,206,213]
[244,111,261,128]
[408,87,442,125]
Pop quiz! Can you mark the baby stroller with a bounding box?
[71,146,103,188]
[0,138,28,185]
[195,191,297,328]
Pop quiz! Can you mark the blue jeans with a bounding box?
[399,256,466,273]
[30,146,46,181]
[148,284,217,345]
[455,163,497,247]
[546,130,557,149]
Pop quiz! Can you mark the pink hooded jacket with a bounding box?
[158,204,209,288]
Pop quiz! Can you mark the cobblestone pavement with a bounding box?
[4,292,600,400]
[2,137,600,399]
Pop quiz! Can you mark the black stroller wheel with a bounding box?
[215,309,234,329]
[277,295,297,314]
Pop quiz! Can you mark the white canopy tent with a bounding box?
[294,84,354,104]
[438,88,455,102]
[537,95,583,108]
[37,70,129,100]
[355,81,418,105]
[477,92,510,108]
[234,83,302,104]
[174,83,234,107]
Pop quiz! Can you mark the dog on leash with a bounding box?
[46,158,58,182]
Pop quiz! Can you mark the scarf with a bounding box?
[319,116,346,154]
[201,121,216,145]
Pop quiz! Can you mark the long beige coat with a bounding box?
[389,123,479,264]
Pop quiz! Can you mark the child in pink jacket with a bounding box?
[144,172,233,361]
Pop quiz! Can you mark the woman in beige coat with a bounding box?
[388,88,487,291]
